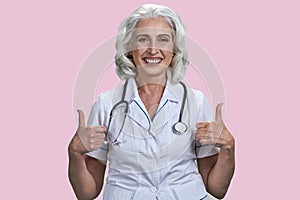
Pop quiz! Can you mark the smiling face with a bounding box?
[130,18,174,81]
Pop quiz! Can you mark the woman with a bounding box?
[68,4,235,200]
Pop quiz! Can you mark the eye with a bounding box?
[158,36,170,43]
[137,37,149,42]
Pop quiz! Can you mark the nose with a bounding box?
[147,40,159,54]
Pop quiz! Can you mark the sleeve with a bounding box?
[85,94,109,164]
[194,91,220,158]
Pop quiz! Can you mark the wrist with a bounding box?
[220,127,235,151]
[221,137,235,150]
[68,142,85,157]
[68,133,88,155]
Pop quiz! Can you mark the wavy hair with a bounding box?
[115,4,189,84]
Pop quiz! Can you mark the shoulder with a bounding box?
[188,88,205,99]
[96,85,123,104]
[92,85,124,113]
[187,87,209,107]
[186,87,212,121]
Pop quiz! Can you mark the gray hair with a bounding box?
[115,4,189,84]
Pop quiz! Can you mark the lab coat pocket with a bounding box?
[103,183,136,200]
[171,180,207,200]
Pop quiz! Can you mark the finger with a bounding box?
[92,133,106,140]
[199,139,216,146]
[196,133,206,141]
[202,139,225,147]
[88,135,105,143]
[196,127,208,133]
[197,129,223,140]
[91,126,107,133]
[215,103,223,121]
[98,133,106,139]
[196,131,215,139]
[77,109,86,128]
[196,122,210,128]
[196,130,209,140]
[199,136,221,145]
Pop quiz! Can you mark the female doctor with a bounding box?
[68,4,235,200]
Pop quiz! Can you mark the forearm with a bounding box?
[68,151,98,200]
[207,145,235,199]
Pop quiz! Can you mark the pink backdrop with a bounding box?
[1,0,299,199]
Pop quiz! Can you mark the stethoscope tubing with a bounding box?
[104,79,188,145]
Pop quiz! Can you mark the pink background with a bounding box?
[1,0,299,199]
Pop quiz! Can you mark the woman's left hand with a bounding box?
[196,103,235,150]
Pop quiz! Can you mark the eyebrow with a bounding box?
[157,34,171,38]
[135,34,150,38]
[135,34,171,38]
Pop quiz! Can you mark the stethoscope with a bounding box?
[103,79,187,145]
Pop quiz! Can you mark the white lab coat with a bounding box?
[87,78,219,200]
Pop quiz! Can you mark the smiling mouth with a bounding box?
[143,58,162,64]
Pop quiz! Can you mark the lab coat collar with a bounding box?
[125,77,182,132]
[125,77,179,104]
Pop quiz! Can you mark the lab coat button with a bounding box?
[150,187,157,193]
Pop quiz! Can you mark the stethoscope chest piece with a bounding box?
[172,122,187,135]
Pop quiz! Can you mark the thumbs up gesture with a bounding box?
[196,103,234,150]
[68,110,107,155]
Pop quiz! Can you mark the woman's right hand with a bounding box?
[68,110,107,155]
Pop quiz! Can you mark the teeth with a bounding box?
[144,58,161,64]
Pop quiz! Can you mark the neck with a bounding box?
[135,74,167,89]
[137,83,165,96]
[135,77,166,120]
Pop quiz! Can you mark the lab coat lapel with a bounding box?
[151,82,182,132]
[125,78,151,130]
[127,98,151,130]
[151,101,178,132]
[124,78,184,132]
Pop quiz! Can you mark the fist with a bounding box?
[196,103,234,150]
[68,110,107,155]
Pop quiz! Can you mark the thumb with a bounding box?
[77,109,86,128]
[215,103,223,121]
